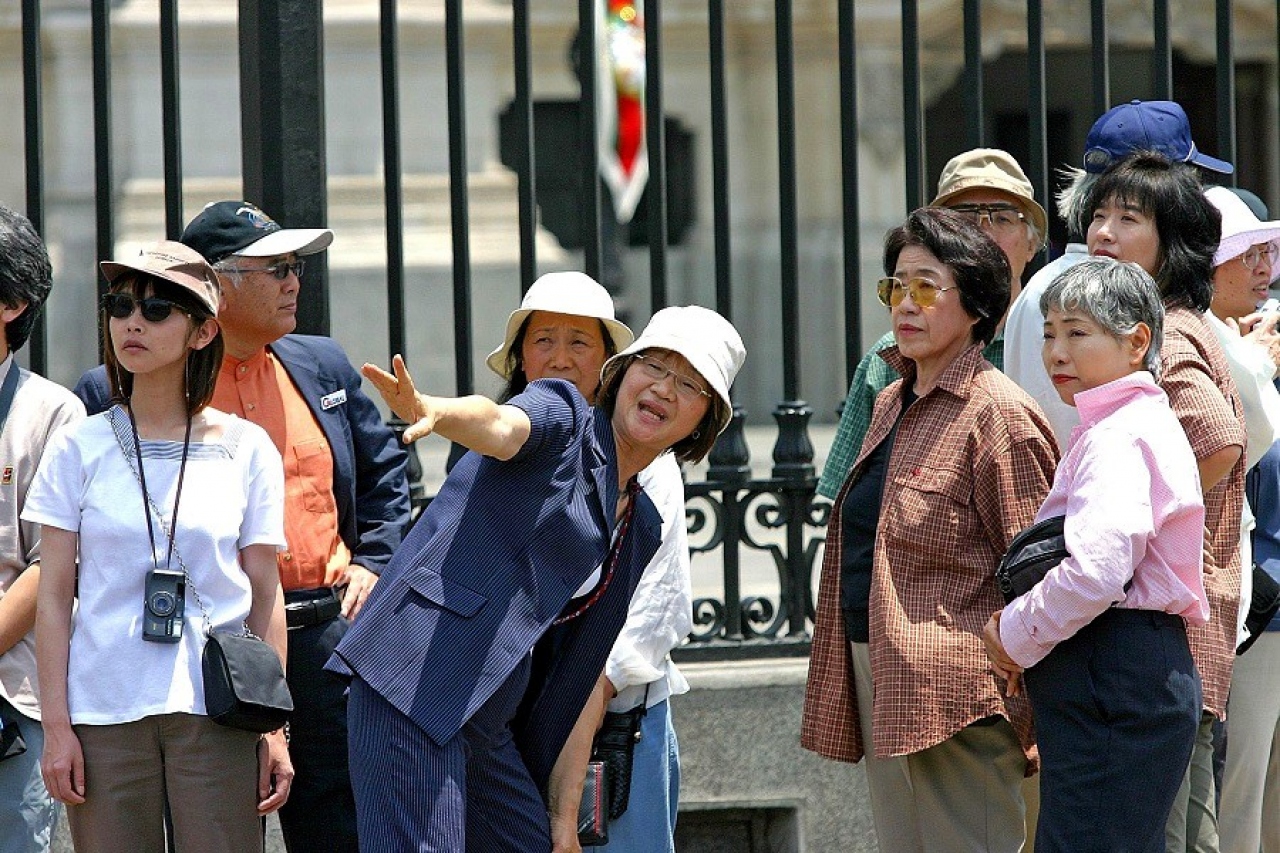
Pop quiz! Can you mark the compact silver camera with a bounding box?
[142,569,185,643]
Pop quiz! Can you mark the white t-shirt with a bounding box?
[605,452,692,713]
[22,406,285,725]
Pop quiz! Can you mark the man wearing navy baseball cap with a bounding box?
[75,202,410,853]
[1004,100,1234,447]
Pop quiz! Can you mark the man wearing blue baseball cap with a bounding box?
[1003,100,1234,447]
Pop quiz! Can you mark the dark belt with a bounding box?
[284,588,341,629]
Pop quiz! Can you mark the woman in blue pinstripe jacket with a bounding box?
[328,305,744,853]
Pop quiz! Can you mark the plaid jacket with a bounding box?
[1161,307,1245,719]
[803,343,1057,766]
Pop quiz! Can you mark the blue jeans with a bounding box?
[0,698,56,853]
[599,698,680,853]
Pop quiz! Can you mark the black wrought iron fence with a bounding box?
[11,1,1274,659]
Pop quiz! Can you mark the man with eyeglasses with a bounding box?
[74,201,410,853]
[817,148,1046,501]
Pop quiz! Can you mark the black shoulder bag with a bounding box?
[995,515,1069,604]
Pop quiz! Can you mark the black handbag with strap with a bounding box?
[995,515,1069,604]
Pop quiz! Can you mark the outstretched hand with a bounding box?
[362,355,436,443]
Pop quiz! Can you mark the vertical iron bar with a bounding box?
[1027,0,1049,242]
[91,0,114,359]
[1091,0,1110,116]
[775,0,799,400]
[902,0,925,211]
[20,0,46,373]
[380,0,406,362]
[1216,0,1237,186]
[239,0,330,335]
[837,0,861,384]
[159,0,183,240]
[962,0,983,148]
[1152,0,1172,100]
[513,0,537,293]
[645,0,668,311]
[445,0,473,395]
[709,0,732,320]
[579,0,602,280]
[92,0,114,275]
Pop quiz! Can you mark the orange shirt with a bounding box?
[212,350,352,591]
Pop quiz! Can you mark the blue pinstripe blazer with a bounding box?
[328,380,661,772]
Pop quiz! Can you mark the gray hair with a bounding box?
[1055,166,1097,238]
[1040,256,1165,379]
[212,262,245,289]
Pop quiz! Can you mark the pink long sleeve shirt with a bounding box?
[1000,372,1210,669]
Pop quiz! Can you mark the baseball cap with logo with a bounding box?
[1083,100,1233,175]
[100,241,221,316]
[930,148,1048,239]
[180,201,333,266]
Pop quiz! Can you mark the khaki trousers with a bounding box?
[1166,711,1221,853]
[852,642,1029,853]
[67,713,261,853]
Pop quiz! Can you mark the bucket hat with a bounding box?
[604,305,745,434]
[1205,185,1280,282]
[486,272,634,379]
[931,148,1048,239]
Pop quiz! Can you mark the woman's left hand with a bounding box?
[256,729,294,815]
[982,610,1024,697]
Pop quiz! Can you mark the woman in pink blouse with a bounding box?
[984,257,1208,852]
[1075,153,1243,851]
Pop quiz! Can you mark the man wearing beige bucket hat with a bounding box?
[817,148,1046,500]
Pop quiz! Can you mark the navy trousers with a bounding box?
[347,655,552,853]
[1024,608,1201,853]
[278,613,359,853]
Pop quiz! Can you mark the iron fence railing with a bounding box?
[12,1,1274,659]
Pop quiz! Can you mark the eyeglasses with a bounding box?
[222,260,305,281]
[101,293,189,323]
[876,276,959,308]
[634,355,711,400]
[947,203,1026,233]
[1240,243,1278,270]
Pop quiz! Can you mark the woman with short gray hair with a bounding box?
[985,256,1208,851]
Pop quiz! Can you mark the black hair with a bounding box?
[103,275,224,415]
[1077,152,1220,312]
[0,205,51,353]
[882,207,1011,345]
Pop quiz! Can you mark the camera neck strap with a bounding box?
[125,405,192,572]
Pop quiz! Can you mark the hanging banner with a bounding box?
[596,0,648,223]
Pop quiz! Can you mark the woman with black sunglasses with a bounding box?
[28,241,292,852]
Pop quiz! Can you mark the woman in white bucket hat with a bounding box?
[486,271,634,402]
[330,300,744,852]
[485,273,699,851]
